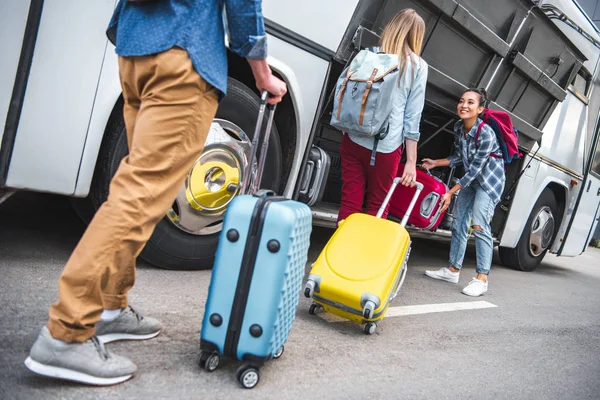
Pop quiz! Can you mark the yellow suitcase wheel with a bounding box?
[309,303,320,315]
[364,323,376,335]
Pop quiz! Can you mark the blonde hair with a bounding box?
[380,9,425,80]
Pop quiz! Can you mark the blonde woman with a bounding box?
[337,8,428,223]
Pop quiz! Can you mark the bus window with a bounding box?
[569,67,592,101]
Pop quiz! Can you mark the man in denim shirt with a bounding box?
[25,0,286,386]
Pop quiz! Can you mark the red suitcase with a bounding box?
[388,164,448,230]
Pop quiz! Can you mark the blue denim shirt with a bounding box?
[349,53,428,153]
[106,0,268,99]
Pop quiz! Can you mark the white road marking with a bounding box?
[316,301,497,323]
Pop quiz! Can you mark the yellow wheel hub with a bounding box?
[186,153,240,212]
[166,120,252,235]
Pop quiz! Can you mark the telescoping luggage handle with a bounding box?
[242,91,277,195]
[376,178,424,227]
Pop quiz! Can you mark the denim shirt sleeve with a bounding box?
[401,60,428,142]
[224,0,268,59]
[458,123,495,188]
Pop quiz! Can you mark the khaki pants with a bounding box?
[47,47,219,342]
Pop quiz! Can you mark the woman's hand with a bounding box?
[420,158,437,171]
[401,162,417,187]
[439,192,453,213]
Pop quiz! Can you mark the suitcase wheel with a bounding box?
[363,323,377,335]
[237,365,260,389]
[203,353,220,372]
[308,303,321,316]
[304,280,316,298]
[304,287,312,298]
[197,351,208,367]
[363,300,376,319]
[273,345,284,359]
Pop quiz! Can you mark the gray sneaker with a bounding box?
[25,326,136,386]
[95,306,161,344]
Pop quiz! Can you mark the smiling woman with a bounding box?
[422,88,505,297]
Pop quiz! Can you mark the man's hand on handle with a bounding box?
[247,59,287,104]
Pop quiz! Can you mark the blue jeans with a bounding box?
[448,184,497,275]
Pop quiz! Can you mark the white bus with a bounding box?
[1,0,599,272]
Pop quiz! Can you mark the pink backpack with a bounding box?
[475,108,521,164]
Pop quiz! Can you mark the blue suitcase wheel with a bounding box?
[237,365,260,389]
[204,353,220,372]
[197,351,209,367]
[273,345,284,359]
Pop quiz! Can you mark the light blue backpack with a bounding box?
[330,47,400,165]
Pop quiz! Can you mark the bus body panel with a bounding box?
[559,174,600,256]
[5,0,115,194]
[262,0,360,53]
[265,36,329,197]
[0,1,30,147]
[72,43,121,197]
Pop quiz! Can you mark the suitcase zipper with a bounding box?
[224,196,274,358]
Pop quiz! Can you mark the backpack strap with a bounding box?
[475,120,503,159]
[336,69,355,120]
[370,138,380,166]
[369,123,390,166]
[474,121,485,150]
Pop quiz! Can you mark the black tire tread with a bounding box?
[499,189,560,272]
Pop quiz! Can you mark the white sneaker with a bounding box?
[424,267,460,284]
[462,278,488,297]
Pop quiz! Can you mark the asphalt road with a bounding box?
[1,192,599,400]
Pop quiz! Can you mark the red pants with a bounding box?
[338,134,403,222]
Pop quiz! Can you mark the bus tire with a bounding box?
[498,189,560,272]
[71,78,283,270]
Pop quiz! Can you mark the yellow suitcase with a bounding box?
[304,178,424,334]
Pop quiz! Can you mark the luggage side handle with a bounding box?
[376,178,424,227]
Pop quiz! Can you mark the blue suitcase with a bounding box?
[199,93,312,389]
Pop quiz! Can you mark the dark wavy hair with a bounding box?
[464,87,489,109]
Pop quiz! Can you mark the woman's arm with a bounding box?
[422,121,463,170]
[400,60,428,186]
[421,157,451,169]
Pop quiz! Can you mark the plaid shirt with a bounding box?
[447,119,505,204]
